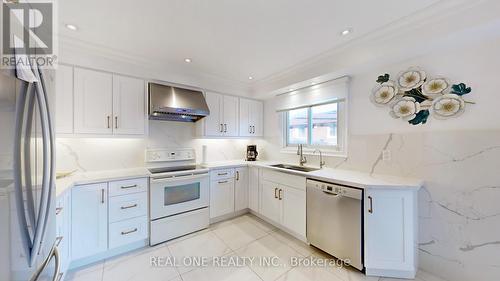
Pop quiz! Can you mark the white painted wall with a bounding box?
[260,35,500,281]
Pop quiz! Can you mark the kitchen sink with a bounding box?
[270,164,319,172]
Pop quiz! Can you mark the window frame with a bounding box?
[282,101,347,157]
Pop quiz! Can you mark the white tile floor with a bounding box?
[65,214,446,281]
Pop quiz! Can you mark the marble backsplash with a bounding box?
[261,129,500,281]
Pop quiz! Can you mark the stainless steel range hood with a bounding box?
[148,82,210,122]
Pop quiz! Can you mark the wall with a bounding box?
[56,121,263,172]
[260,36,500,281]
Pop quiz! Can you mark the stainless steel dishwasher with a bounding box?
[306,179,364,271]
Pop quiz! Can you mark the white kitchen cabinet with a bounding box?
[239,98,263,137]
[281,185,306,237]
[55,190,71,277]
[248,167,260,212]
[74,68,113,134]
[364,189,418,278]
[55,65,74,134]
[234,167,248,211]
[210,177,235,218]
[201,92,239,137]
[71,183,108,261]
[112,75,145,135]
[260,180,282,224]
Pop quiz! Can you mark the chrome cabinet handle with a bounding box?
[224,123,227,132]
[252,126,255,134]
[115,116,118,129]
[55,207,63,215]
[217,172,228,176]
[121,184,137,189]
[368,196,373,213]
[220,124,223,132]
[278,189,283,200]
[121,228,138,235]
[55,236,63,247]
[107,116,111,128]
[274,188,278,199]
[121,204,138,210]
[218,180,228,184]
[249,126,251,133]
[101,189,105,204]
[236,171,239,181]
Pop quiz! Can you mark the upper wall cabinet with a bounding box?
[112,75,145,135]
[239,98,263,137]
[201,92,239,137]
[71,67,145,135]
[74,68,114,134]
[55,65,74,134]
[198,92,263,138]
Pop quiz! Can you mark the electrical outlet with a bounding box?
[382,149,391,162]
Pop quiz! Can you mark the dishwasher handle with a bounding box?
[322,190,341,197]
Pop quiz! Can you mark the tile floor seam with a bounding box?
[245,264,265,281]
[165,243,183,280]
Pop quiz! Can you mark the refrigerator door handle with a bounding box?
[28,67,55,266]
[13,81,33,258]
[29,243,60,281]
[24,86,37,230]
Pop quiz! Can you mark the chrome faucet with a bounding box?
[297,144,307,166]
[313,149,326,169]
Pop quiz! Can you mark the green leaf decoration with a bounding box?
[376,74,390,84]
[408,110,430,125]
[451,83,472,96]
[403,88,428,103]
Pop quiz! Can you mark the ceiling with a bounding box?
[59,0,440,87]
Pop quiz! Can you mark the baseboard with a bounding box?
[69,239,148,270]
[365,267,417,279]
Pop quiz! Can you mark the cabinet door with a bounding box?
[234,167,248,211]
[250,100,264,136]
[282,186,306,237]
[55,65,74,134]
[260,180,281,223]
[210,178,235,218]
[204,92,222,136]
[248,167,260,212]
[222,95,239,136]
[112,75,145,135]
[56,191,71,274]
[239,98,251,137]
[71,183,108,260]
[74,68,113,134]
[365,189,415,272]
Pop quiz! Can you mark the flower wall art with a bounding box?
[371,67,474,125]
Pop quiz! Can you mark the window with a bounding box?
[285,102,344,152]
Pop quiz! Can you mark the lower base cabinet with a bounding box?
[55,190,72,279]
[70,177,148,266]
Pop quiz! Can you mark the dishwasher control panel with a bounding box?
[307,179,362,200]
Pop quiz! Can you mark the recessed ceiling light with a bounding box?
[341,28,352,36]
[248,76,253,80]
[184,58,192,63]
[65,24,78,31]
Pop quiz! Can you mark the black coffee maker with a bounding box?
[246,145,258,161]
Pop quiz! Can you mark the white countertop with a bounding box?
[56,167,150,196]
[202,160,423,190]
[55,160,422,197]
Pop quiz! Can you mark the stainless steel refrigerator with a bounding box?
[0,62,59,280]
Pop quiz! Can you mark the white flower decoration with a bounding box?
[389,97,421,121]
[431,94,465,119]
[397,67,427,91]
[422,78,450,98]
[371,81,399,106]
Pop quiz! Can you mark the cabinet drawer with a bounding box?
[262,169,306,190]
[109,216,148,249]
[109,178,148,197]
[210,168,235,181]
[109,192,148,223]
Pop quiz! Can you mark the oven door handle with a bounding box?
[151,173,208,184]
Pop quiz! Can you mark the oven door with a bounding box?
[150,173,209,219]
